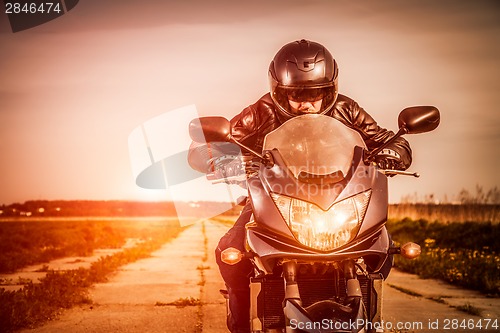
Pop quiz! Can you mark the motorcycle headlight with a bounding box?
[271,190,371,251]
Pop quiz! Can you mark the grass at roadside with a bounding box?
[0,219,183,333]
[387,218,500,296]
[0,218,179,273]
[455,303,483,316]
[155,297,202,307]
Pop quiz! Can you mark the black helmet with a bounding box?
[269,39,339,122]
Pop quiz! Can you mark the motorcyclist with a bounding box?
[188,39,411,333]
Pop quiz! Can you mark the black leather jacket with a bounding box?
[231,93,411,165]
[188,93,412,172]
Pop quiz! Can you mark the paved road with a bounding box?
[384,271,499,333]
[19,220,228,333]
[20,220,499,333]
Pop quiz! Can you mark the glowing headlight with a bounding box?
[271,190,372,251]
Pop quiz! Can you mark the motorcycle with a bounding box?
[189,106,440,333]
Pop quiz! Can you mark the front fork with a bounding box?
[282,260,363,305]
[282,260,367,333]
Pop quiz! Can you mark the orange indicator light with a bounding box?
[400,242,421,259]
[221,247,243,265]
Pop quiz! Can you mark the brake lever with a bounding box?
[381,170,420,177]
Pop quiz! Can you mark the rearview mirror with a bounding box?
[189,116,231,143]
[398,106,440,134]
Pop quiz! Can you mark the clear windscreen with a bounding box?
[263,114,366,179]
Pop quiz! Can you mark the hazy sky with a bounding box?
[0,0,499,205]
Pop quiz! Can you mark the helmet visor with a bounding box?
[286,87,329,103]
[270,75,338,120]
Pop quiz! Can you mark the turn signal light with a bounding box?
[400,242,421,259]
[221,247,243,265]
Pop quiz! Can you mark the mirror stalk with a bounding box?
[364,105,439,164]
[364,127,407,163]
[229,138,263,160]
[229,137,274,168]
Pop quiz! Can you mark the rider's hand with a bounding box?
[211,155,244,180]
[375,149,405,171]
